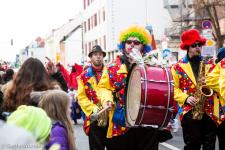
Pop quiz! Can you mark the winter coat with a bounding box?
[46,122,69,150]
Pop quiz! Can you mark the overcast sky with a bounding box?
[0,0,170,61]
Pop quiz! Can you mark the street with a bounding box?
[74,119,184,150]
[74,119,219,150]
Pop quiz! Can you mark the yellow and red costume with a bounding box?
[171,55,222,124]
[77,65,115,138]
[106,56,129,137]
[78,64,129,138]
[206,58,225,124]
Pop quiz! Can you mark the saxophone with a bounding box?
[192,57,213,120]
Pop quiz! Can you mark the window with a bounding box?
[87,0,90,6]
[99,37,102,47]
[84,21,86,32]
[188,5,192,9]
[89,42,91,52]
[102,7,105,21]
[103,35,106,50]
[98,10,101,24]
[108,52,111,62]
[88,18,90,31]
[91,16,93,29]
[85,43,87,56]
[112,51,115,60]
[94,13,97,26]
[170,5,178,9]
[83,0,86,10]
[95,39,98,45]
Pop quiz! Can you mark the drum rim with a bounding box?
[124,63,140,126]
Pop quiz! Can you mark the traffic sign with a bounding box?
[201,46,216,57]
[162,49,171,58]
[202,20,212,29]
[206,39,215,46]
[202,29,213,39]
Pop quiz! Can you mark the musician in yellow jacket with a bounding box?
[77,45,114,150]
[206,47,225,150]
[105,25,172,150]
[171,29,217,150]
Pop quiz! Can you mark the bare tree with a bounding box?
[194,0,225,48]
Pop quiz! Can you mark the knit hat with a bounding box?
[7,105,51,143]
[217,47,225,60]
[180,29,206,50]
[118,25,152,54]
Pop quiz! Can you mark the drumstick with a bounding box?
[90,106,110,122]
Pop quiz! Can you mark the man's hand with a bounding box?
[186,96,199,106]
[45,57,57,75]
[93,106,101,114]
[198,76,205,85]
[126,48,143,64]
[104,101,113,110]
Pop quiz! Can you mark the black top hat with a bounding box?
[88,45,106,57]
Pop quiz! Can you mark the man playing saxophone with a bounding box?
[171,29,217,150]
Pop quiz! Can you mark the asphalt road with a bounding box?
[74,119,219,150]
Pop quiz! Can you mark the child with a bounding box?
[68,87,81,124]
[7,105,52,144]
[39,90,76,150]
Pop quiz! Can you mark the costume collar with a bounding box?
[87,65,104,77]
[181,54,203,63]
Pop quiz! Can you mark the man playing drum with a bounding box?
[171,29,217,150]
[103,25,172,150]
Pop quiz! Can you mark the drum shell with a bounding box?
[125,64,174,127]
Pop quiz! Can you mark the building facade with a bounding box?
[164,0,225,60]
[82,0,149,63]
[45,16,83,66]
[163,0,196,60]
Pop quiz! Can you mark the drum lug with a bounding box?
[170,80,174,86]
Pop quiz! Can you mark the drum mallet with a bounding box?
[90,106,110,123]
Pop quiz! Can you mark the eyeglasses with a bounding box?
[191,43,202,48]
[126,40,141,45]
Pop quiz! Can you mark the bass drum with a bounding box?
[125,64,174,128]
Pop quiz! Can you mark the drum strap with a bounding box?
[120,55,132,71]
[112,86,124,103]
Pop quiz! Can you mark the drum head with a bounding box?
[126,66,142,126]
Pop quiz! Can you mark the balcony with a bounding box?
[163,0,180,8]
[165,26,182,39]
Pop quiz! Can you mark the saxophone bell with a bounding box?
[201,85,213,97]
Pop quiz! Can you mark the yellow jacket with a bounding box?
[171,57,196,109]
[77,66,115,138]
[171,56,219,122]
[206,58,225,122]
